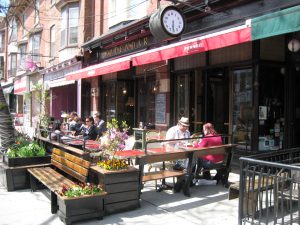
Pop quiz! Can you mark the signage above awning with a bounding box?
[45,78,75,89]
[65,56,131,81]
[131,22,251,66]
[251,5,300,40]
[14,76,29,95]
[65,21,251,80]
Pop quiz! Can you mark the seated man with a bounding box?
[194,123,227,186]
[165,117,191,196]
[165,117,191,170]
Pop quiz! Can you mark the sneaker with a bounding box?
[195,179,217,186]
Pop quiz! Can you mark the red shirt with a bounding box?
[196,134,224,163]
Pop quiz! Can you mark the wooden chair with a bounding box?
[191,132,202,138]
[275,167,300,215]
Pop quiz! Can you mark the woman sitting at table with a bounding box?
[194,122,225,184]
[83,116,98,140]
[49,121,64,141]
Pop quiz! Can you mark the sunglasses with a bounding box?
[85,120,90,122]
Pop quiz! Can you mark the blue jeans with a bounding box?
[197,158,218,170]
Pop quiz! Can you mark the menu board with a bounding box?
[155,93,166,124]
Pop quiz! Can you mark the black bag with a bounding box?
[173,163,185,171]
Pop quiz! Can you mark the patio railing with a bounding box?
[239,148,300,225]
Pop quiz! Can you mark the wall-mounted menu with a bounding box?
[155,93,166,124]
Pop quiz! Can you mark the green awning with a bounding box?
[252,5,300,40]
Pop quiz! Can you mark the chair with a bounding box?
[275,167,300,217]
[146,130,161,141]
[145,131,177,191]
[191,132,202,138]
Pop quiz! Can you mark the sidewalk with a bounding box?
[0,172,240,225]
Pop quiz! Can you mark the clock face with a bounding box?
[162,8,185,36]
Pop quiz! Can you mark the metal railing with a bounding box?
[239,148,300,225]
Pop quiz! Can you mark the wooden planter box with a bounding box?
[57,193,106,225]
[0,155,51,191]
[4,154,51,167]
[89,166,140,215]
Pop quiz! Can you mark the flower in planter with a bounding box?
[97,158,128,170]
[98,118,129,170]
[57,183,104,198]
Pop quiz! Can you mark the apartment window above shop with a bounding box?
[35,0,40,24]
[9,18,17,42]
[22,12,28,36]
[61,4,79,47]
[108,0,147,28]
[50,25,56,57]
[0,31,4,52]
[0,56,4,79]
[29,33,41,63]
[9,53,17,78]
[18,44,27,70]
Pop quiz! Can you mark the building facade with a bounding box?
[67,0,300,154]
[2,0,300,155]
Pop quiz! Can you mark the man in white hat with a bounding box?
[165,117,191,196]
[165,117,190,140]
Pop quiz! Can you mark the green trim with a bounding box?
[252,5,300,40]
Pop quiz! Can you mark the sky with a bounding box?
[0,0,9,17]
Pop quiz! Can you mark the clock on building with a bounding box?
[150,5,186,41]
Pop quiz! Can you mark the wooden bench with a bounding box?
[27,148,104,224]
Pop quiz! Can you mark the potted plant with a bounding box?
[0,133,51,191]
[4,133,50,167]
[89,118,140,215]
[56,183,107,224]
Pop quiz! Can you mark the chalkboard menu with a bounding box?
[155,93,166,124]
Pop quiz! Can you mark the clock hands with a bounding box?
[172,20,175,33]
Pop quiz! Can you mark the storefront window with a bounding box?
[232,68,253,151]
[175,74,190,120]
[117,81,134,127]
[137,77,155,127]
[103,80,134,128]
[258,66,284,151]
[103,82,116,122]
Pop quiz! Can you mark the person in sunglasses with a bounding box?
[83,116,98,140]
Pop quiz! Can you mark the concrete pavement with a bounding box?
[0,173,240,225]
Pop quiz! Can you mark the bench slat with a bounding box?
[52,154,89,176]
[53,148,90,168]
[143,170,186,182]
[28,167,76,192]
[51,159,87,183]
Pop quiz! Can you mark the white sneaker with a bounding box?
[195,179,217,186]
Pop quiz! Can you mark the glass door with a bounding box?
[204,68,229,135]
[175,73,190,119]
[231,68,253,151]
[137,76,156,127]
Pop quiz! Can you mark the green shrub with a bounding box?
[7,135,46,158]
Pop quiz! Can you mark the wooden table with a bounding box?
[136,144,236,197]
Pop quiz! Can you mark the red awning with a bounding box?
[131,22,251,66]
[65,56,131,81]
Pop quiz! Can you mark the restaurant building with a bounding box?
[65,0,300,154]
